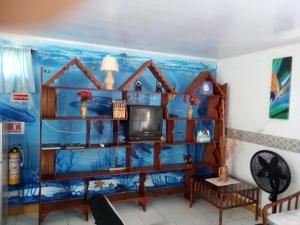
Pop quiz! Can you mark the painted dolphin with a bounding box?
[161,146,172,150]
[0,101,36,123]
[70,96,112,115]
[138,144,152,154]
[93,120,104,135]
[131,150,139,159]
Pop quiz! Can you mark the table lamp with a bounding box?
[100,55,119,90]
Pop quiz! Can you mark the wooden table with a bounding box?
[189,175,259,225]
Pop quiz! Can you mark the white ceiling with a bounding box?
[1,0,300,59]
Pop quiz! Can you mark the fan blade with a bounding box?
[277,173,288,180]
[269,175,280,192]
[270,156,279,167]
[258,156,269,168]
[257,169,268,178]
[269,177,277,190]
[273,177,280,190]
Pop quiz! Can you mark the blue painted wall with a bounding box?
[0,37,216,205]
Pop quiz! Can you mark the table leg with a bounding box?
[255,189,259,220]
[189,178,193,208]
[219,193,223,225]
[219,208,223,225]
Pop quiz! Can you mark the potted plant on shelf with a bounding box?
[77,90,93,118]
[183,95,201,118]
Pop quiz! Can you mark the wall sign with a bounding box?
[3,122,25,134]
[11,93,29,102]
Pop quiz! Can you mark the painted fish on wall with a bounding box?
[0,100,36,123]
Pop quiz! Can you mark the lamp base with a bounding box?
[105,71,114,90]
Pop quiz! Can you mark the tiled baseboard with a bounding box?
[226,128,300,153]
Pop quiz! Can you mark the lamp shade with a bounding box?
[100,55,119,72]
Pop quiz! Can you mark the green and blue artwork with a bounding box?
[269,56,292,119]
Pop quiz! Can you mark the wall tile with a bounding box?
[226,128,300,154]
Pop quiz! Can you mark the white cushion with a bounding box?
[151,223,177,225]
[268,209,300,225]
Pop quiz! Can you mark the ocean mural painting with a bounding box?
[269,56,292,119]
[0,36,216,206]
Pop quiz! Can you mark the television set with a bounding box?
[126,105,163,141]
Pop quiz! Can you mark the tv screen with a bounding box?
[126,105,163,141]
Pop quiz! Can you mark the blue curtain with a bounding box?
[0,47,35,93]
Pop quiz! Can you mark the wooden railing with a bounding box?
[262,191,300,225]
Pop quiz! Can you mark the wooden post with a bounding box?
[184,168,194,198]
[138,173,148,211]
[166,120,175,143]
[161,93,171,119]
[154,142,162,170]
[83,178,89,221]
[86,120,91,147]
[113,120,120,146]
[186,119,196,143]
[126,145,132,172]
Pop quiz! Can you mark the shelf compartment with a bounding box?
[41,86,57,118]
[128,140,162,144]
[168,93,223,97]
[41,162,212,182]
[166,117,222,121]
[125,90,163,95]
[41,143,131,151]
[41,198,86,212]
[162,141,215,145]
[42,116,127,121]
[42,167,146,182]
[161,162,212,171]
[107,191,146,202]
[40,150,56,178]
[48,87,224,98]
[148,186,184,196]
[51,86,122,92]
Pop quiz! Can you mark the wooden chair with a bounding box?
[262,191,300,225]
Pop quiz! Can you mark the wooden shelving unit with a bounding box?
[42,116,127,120]
[38,58,227,224]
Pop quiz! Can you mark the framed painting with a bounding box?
[269,56,292,119]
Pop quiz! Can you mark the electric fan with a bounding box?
[250,150,291,203]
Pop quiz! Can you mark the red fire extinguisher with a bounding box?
[8,145,24,185]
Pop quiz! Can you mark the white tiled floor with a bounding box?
[7,194,262,225]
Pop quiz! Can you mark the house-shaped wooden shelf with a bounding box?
[181,71,227,171]
[44,57,104,89]
[182,71,227,120]
[184,71,224,95]
[41,58,104,118]
[118,60,175,93]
